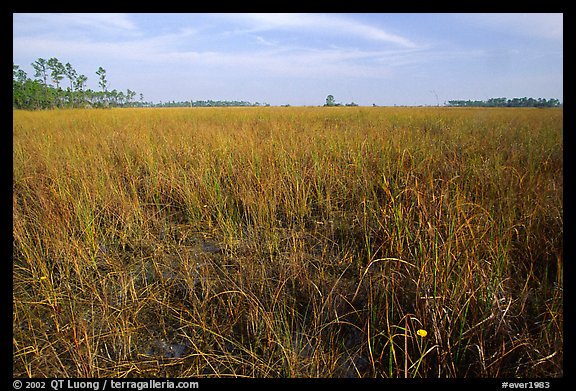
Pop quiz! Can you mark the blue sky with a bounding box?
[13,13,563,106]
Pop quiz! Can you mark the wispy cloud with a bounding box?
[221,13,418,48]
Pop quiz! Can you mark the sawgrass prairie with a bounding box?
[13,106,562,377]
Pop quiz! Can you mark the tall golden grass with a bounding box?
[13,107,562,377]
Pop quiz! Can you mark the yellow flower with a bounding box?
[416,329,427,338]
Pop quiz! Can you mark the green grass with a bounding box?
[13,106,562,377]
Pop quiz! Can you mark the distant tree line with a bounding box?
[13,57,144,110]
[446,97,561,108]
[152,100,270,108]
